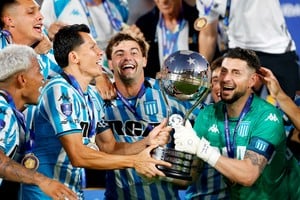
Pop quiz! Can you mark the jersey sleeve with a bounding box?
[38,81,83,137]
[246,107,285,159]
[0,105,19,158]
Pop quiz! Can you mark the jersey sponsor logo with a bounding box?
[208,124,220,134]
[107,120,159,137]
[60,102,73,116]
[144,100,158,115]
[265,113,279,122]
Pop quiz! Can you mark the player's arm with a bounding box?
[60,133,171,178]
[95,119,171,155]
[199,19,219,63]
[214,150,267,186]
[0,151,77,199]
[259,67,300,130]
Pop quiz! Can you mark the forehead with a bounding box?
[112,40,140,52]
[212,67,221,77]
[221,57,248,72]
[15,0,39,9]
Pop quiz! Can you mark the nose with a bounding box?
[37,11,44,21]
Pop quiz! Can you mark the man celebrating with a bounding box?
[174,47,300,199]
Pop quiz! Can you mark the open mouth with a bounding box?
[33,24,43,33]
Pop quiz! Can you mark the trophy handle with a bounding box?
[183,87,210,124]
[160,79,211,126]
[159,79,172,123]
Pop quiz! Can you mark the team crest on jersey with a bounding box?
[0,119,5,131]
[237,121,250,137]
[61,102,73,116]
[144,100,158,115]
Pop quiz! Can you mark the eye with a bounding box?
[131,49,139,56]
[233,70,241,76]
[220,69,227,75]
[115,52,124,57]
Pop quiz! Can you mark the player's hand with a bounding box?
[95,74,116,100]
[146,119,172,146]
[133,145,171,178]
[33,34,52,55]
[38,178,77,200]
[173,120,201,154]
[47,21,67,41]
[121,24,145,40]
[174,120,221,166]
[258,67,282,99]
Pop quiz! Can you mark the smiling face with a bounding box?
[219,58,257,104]
[109,40,147,84]
[211,67,221,103]
[2,0,44,46]
[72,32,103,79]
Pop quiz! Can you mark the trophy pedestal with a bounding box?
[152,146,203,186]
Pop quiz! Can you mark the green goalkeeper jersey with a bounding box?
[193,94,300,199]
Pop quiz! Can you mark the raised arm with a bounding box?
[259,67,300,130]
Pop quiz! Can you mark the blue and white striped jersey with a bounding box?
[0,96,23,186]
[184,163,229,200]
[20,75,109,200]
[103,78,201,200]
[0,32,61,80]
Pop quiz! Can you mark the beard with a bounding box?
[221,90,244,104]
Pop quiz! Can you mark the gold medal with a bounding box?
[87,143,99,151]
[194,17,207,31]
[21,153,39,170]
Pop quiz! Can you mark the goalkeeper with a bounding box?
[174,47,300,199]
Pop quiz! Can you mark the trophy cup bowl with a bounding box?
[152,50,211,186]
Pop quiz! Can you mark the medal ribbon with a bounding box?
[79,0,98,38]
[159,14,186,60]
[224,94,253,158]
[61,72,96,138]
[0,90,35,154]
[116,82,153,132]
[223,0,231,27]
[0,30,13,45]
[199,0,214,16]
[102,0,123,31]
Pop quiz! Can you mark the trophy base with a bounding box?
[156,165,192,181]
[151,146,203,186]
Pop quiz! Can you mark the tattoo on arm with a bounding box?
[244,150,267,173]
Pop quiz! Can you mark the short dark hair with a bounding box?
[0,0,18,29]
[105,32,149,60]
[53,24,90,68]
[210,56,223,72]
[223,47,261,71]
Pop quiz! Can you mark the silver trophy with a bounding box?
[152,50,211,186]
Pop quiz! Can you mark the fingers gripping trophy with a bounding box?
[152,50,211,186]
